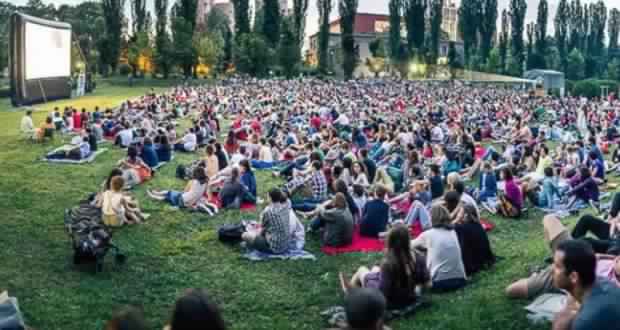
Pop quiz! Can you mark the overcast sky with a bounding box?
[11,0,619,39]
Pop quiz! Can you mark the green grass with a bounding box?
[0,82,595,330]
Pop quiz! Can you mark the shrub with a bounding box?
[571,79,619,98]
[118,63,132,76]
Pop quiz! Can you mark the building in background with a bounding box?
[196,0,235,32]
[196,0,216,27]
[442,0,458,42]
[306,13,463,77]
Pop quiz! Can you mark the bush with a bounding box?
[118,63,132,76]
[571,79,619,98]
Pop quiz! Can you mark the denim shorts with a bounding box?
[165,191,184,207]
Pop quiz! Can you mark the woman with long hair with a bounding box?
[340,224,430,309]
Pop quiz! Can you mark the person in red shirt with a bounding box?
[72,109,82,130]
[310,113,321,133]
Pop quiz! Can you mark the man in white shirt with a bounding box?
[176,128,197,152]
[20,110,35,138]
[431,124,444,143]
[116,125,133,148]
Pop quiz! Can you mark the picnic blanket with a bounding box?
[242,248,316,261]
[43,147,107,164]
[321,226,388,256]
[207,192,257,212]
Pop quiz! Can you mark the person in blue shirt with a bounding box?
[359,185,390,238]
[141,137,159,169]
[239,159,257,204]
[478,162,497,203]
[352,127,368,150]
[587,136,605,164]
[156,134,172,163]
[587,151,605,184]
[428,164,444,200]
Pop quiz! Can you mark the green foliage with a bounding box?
[206,7,231,36]
[479,0,498,61]
[554,0,570,72]
[498,9,509,75]
[154,0,174,78]
[388,0,402,62]
[608,58,620,82]
[566,48,585,80]
[587,1,606,58]
[545,46,562,71]
[611,9,620,50]
[428,0,443,63]
[369,39,387,58]
[234,33,273,77]
[535,0,548,55]
[317,0,332,75]
[0,1,14,75]
[486,47,501,73]
[195,33,224,72]
[128,31,152,77]
[131,0,148,33]
[231,0,251,36]
[404,0,426,54]
[339,0,358,80]
[292,0,309,51]
[458,0,478,64]
[279,18,301,78]
[21,0,56,19]
[102,0,126,73]
[572,79,619,98]
[568,0,584,52]
[510,0,527,76]
[262,0,281,47]
[171,15,197,77]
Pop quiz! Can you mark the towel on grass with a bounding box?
[242,249,316,261]
[43,148,107,164]
[525,293,567,325]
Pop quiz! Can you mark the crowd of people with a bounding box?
[17,78,620,329]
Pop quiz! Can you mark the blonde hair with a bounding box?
[446,172,461,188]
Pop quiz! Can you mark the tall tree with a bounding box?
[555,0,570,72]
[262,0,281,46]
[132,0,147,33]
[568,0,583,52]
[206,7,232,35]
[154,0,173,78]
[404,0,427,54]
[428,0,443,64]
[535,0,548,56]
[339,0,358,79]
[610,8,620,50]
[566,48,585,80]
[588,1,606,57]
[317,0,332,74]
[479,0,498,61]
[458,0,479,65]
[22,0,56,20]
[195,32,224,75]
[232,0,251,36]
[509,0,527,75]
[0,1,17,75]
[498,8,509,75]
[234,33,272,76]
[280,17,301,77]
[292,0,309,51]
[388,0,402,62]
[171,1,197,77]
[102,0,126,73]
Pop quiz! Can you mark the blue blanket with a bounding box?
[242,249,316,261]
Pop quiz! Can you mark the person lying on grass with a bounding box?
[147,167,208,209]
[340,224,429,310]
[117,146,152,188]
[242,188,290,254]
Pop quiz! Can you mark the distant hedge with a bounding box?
[570,79,619,98]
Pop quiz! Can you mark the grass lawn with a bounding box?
[0,81,596,330]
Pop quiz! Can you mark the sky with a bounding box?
[11,0,619,41]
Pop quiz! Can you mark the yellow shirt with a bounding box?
[204,155,219,179]
[536,155,553,175]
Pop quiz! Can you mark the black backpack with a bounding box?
[218,224,246,244]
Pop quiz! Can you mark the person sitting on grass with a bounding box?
[174,128,197,152]
[156,134,173,163]
[98,176,148,227]
[497,167,522,218]
[428,164,444,200]
[567,166,600,211]
[164,289,227,330]
[308,192,354,248]
[410,204,467,293]
[140,137,159,169]
[104,306,148,330]
[329,288,389,330]
[359,185,390,238]
[147,167,207,209]
[340,224,429,310]
[118,146,152,187]
[478,161,497,204]
[242,189,290,254]
[20,110,35,139]
[239,159,257,204]
[218,167,247,209]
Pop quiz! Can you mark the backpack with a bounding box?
[176,164,188,179]
[217,223,246,244]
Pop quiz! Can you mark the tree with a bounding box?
[486,47,501,73]
[22,0,56,20]
[154,0,174,78]
[206,7,231,35]
[234,33,273,76]
[232,0,251,36]
[196,33,224,75]
[262,0,281,46]
[608,58,620,81]
[369,39,387,58]
[171,15,197,77]
[555,0,570,72]
[388,0,402,63]
[510,0,527,76]
[317,0,332,74]
[279,18,301,78]
[498,9,509,75]
[128,31,152,76]
[339,0,358,80]
[479,0,498,61]
[567,48,585,80]
[535,0,548,56]
[610,9,620,51]
[132,0,147,33]
[458,0,479,65]
[587,1,606,58]
[292,0,310,52]
[526,22,534,68]
[404,0,426,55]
[0,1,16,75]
[569,0,583,52]
[447,41,462,79]
[102,0,126,73]
[428,0,443,64]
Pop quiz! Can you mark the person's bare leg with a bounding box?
[543,214,566,252]
[147,189,167,200]
[350,266,371,288]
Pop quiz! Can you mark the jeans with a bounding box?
[292,198,324,212]
[572,215,613,253]
[479,189,496,203]
[251,160,278,169]
[432,278,467,293]
[310,217,325,231]
[404,201,431,229]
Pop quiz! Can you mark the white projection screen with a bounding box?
[9,13,73,106]
[25,21,71,80]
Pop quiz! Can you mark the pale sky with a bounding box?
[11,0,619,40]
